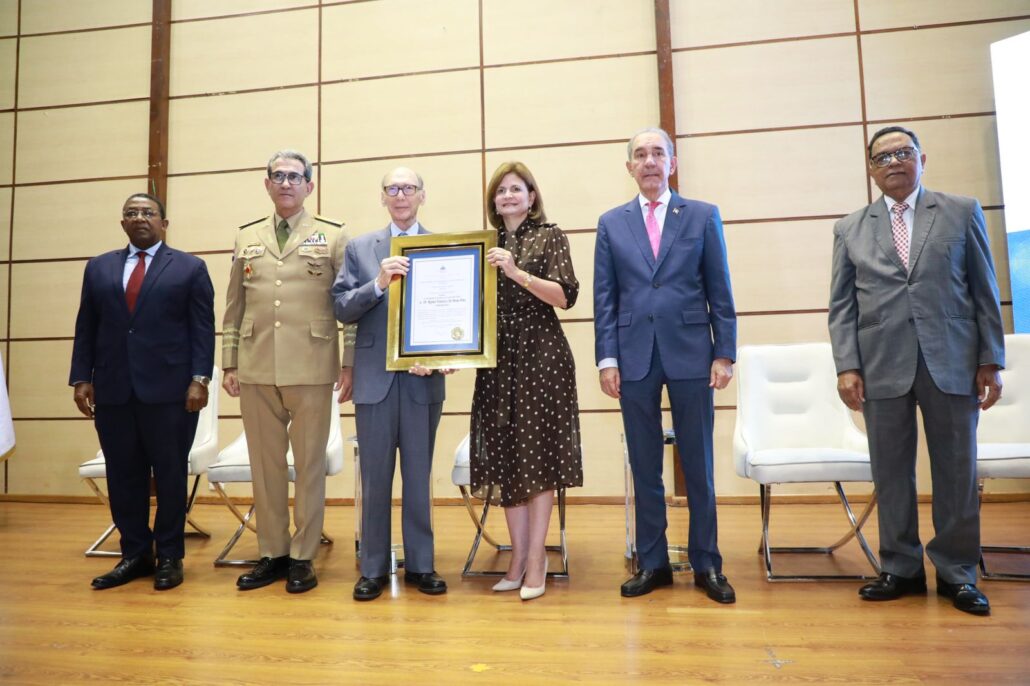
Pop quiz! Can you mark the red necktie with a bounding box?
[645,201,661,258]
[125,252,147,312]
[891,202,910,269]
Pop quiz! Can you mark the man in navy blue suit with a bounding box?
[71,193,215,591]
[594,128,737,602]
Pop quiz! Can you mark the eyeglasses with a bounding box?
[123,208,159,219]
[383,184,421,197]
[871,147,918,168]
[269,171,307,185]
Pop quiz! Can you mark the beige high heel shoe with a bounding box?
[520,559,548,601]
[492,571,525,592]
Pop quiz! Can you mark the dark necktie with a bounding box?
[276,219,290,251]
[125,252,147,312]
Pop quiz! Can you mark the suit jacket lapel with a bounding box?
[256,216,280,257]
[907,189,936,271]
[869,197,907,273]
[373,226,392,263]
[114,248,132,315]
[654,193,685,272]
[623,200,655,268]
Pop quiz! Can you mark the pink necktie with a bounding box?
[891,202,909,269]
[645,201,661,258]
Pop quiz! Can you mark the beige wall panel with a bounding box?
[485,56,657,149]
[483,0,655,64]
[726,219,835,312]
[9,260,85,339]
[564,321,615,412]
[321,72,480,161]
[5,419,101,496]
[862,20,1030,121]
[738,312,830,348]
[985,210,1011,301]
[430,414,470,499]
[165,171,272,253]
[169,10,318,97]
[678,126,869,221]
[577,411,631,497]
[674,37,862,134]
[858,0,1030,31]
[441,366,475,418]
[318,153,483,239]
[20,0,150,34]
[16,102,148,184]
[0,38,14,109]
[18,28,150,108]
[200,254,233,337]
[484,143,640,231]
[0,187,9,261]
[0,112,12,184]
[0,264,8,339]
[671,0,855,48]
[323,0,478,80]
[911,116,1003,206]
[12,179,143,260]
[167,88,318,175]
[1002,304,1013,334]
[563,233,596,321]
[0,0,16,35]
[8,340,73,418]
[171,0,312,21]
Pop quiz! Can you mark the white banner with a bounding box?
[0,352,15,459]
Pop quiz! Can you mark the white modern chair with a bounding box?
[976,332,1030,580]
[78,367,221,557]
[206,394,343,567]
[452,433,569,578]
[734,343,880,581]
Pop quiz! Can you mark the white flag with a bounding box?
[0,353,14,459]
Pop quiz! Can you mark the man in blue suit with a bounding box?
[332,167,448,601]
[71,193,215,591]
[594,128,737,602]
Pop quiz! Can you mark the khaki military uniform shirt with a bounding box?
[223,208,354,385]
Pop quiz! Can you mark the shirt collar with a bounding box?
[884,187,920,213]
[638,188,672,210]
[274,209,305,232]
[128,240,162,257]
[390,221,420,237]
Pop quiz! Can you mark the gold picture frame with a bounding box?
[385,230,497,371]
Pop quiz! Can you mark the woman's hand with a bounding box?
[487,247,522,280]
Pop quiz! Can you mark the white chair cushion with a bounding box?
[745,448,871,485]
[78,453,105,479]
[452,434,471,487]
[977,443,1030,479]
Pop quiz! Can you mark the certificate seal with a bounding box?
[451,327,464,340]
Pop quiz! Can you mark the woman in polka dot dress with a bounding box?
[471,161,583,600]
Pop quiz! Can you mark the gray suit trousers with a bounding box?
[863,349,981,584]
[355,373,442,578]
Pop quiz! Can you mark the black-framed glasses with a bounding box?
[269,171,307,185]
[383,184,421,197]
[123,208,159,219]
[871,147,918,168]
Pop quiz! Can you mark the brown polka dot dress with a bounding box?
[470,219,583,507]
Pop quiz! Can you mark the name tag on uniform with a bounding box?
[298,245,331,258]
[301,232,328,246]
[240,244,265,259]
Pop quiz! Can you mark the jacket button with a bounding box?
[275,321,281,328]
[652,282,660,288]
[648,314,654,322]
[274,300,281,307]
[908,318,914,324]
[277,261,284,267]
[275,279,282,286]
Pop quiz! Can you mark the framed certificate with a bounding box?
[386,230,498,370]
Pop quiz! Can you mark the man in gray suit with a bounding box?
[829,125,1005,615]
[332,167,448,601]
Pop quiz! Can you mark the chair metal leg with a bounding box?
[461,485,568,579]
[977,480,1030,581]
[760,482,881,582]
[184,475,210,538]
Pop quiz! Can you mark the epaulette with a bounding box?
[238,217,266,229]
[315,215,344,228]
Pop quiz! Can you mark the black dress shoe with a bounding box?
[936,575,990,615]
[858,572,928,601]
[694,569,736,604]
[153,558,184,591]
[286,559,318,594]
[236,555,290,590]
[621,566,674,597]
[404,571,447,595]
[91,554,155,590]
[353,575,390,601]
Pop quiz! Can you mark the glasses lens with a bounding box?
[384,186,400,196]
[271,171,305,185]
[124,209,156,218]
[402,185,420,196]
[894,148,913,162]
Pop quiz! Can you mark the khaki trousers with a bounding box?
[239,383,333,561]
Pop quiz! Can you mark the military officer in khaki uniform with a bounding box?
[222,150,353,594]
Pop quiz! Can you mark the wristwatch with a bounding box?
[192,375,211,386]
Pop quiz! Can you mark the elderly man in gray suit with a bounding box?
[829,125,1005,615]
[332,167,448,601]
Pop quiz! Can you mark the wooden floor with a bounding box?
[0,500,1028,685]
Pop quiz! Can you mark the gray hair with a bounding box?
[627,127,675,160]
[266,150,313,181]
